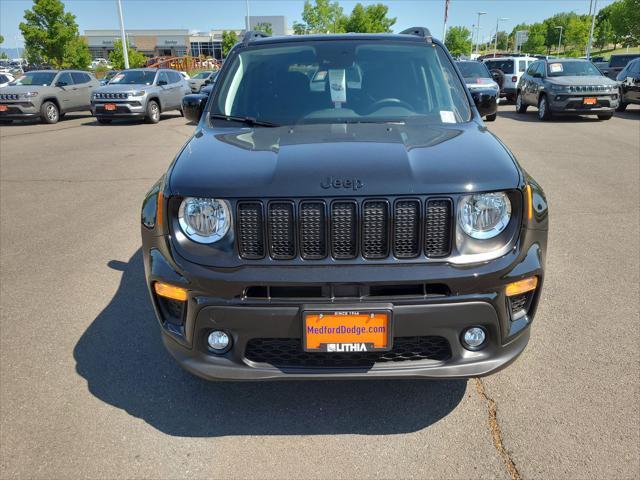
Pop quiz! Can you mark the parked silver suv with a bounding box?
[91,68,190,124]
[0,70,99,124]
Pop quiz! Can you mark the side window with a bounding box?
[171,71,182,83]
[527,62,538,75]
[71,72,88,84]
[56,72,74,86]
[630,61,640,74]
[0,74,7,83]
[536,63,545,76]
[83,73,93,83]
[157,71,169,85]
[519,60,527,73]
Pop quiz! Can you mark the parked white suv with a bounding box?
[483,56,538,102]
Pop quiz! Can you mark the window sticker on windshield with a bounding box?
[110,74,124,83]
[328,69,346,106]
[440,111,456,123]
[314,70,327,82]
[549,63,563,73]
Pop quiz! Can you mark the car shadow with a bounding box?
[498,110,604,123]
[81,113,184,126]
[73,249,467,437]
[0,113,94,126]
[614,107,640,120]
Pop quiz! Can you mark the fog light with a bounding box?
[207,330,231,352]
[462,327,486,349]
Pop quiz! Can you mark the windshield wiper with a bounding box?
[210,113,280,127]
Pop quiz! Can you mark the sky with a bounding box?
[1,0,615,49]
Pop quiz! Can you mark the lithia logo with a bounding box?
[326,343,368,352]
[321,176,364,190]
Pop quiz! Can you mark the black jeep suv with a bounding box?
[141,29,548,381]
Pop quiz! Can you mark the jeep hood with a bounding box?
[169,122,521,197]
[547,75,617,86]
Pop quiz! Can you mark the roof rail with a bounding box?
[400,27,433,43]
[243,30,271,45]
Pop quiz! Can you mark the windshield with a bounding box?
[457,62,491,80]
[547,61,602,77]
[484,59,514,74]
[109,70,156,85]
[610,55,639,68]
[212,40,471,126]
[11,71,56,86]
[193,71,211,79]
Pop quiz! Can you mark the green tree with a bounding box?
[564,15,590,53]
[606,0,640,47]
[491,31,509,51]
[522,23,547,54]
[293,0,345,34]
[221,31,238,58]
[63,36,91,69]
[344,4,370,33]
[254,22,273,35]
[19,0,82,67]
[594,18,613,50]
[108,39,146,69]
[363,4,396,33]
[0,34,4,45]
[445,26,472,57]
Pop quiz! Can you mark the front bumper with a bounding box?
[0,101,40,119]
[92,100,146,118]
[549,93,619,113]
[142,225,547,380]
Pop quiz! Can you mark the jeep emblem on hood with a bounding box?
[321,176,364,190]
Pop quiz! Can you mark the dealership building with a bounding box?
[84,16,288,60]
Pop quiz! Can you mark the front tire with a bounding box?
[537,95,552,121]
[616,102,628,112]
[145,100,160,124]
[40,101,59,124]
[96,117,112,124]
[485,113,497,122]
[515,91,528,113]
[597,113,613,120]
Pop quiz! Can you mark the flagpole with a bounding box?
[442,0,450,43]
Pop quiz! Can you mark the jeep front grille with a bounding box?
[236,197,453,261]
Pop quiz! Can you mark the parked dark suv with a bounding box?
[141,29,548,381]
[616,57,640,111]
[516,58,619,120]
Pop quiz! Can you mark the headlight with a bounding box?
[20,91,38,99]
[178,197,231,244]
[458,192,511,240]
[131,90,145,97]
[549,84,569,92]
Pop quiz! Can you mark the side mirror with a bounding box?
[182,94,207,123]
[157,80,168,86]
[203,79,211,85]
[533,72,542,78]
[56,81,68,87]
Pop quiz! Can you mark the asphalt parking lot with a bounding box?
[1,105,638,479]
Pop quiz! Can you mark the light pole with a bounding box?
[555,26,563,56]
[245,0,251,31]
[586,0,598,60]
[493,17,508,57]
[116,0,129,68]
[475,11,487,55]
[469,24,475,58]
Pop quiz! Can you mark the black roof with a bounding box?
[243,31,438,47]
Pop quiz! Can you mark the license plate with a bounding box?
[0,105,7,112]
[303,310,392,352]
[583,97,597,105]
[104,103,117,111]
